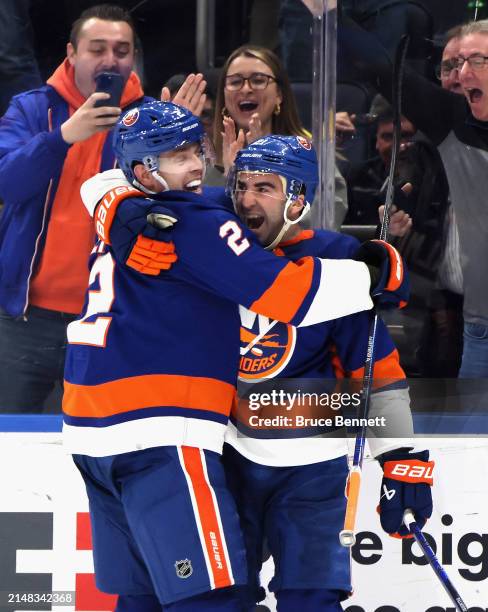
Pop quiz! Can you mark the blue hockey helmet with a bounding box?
[229,135,318,249]
[113,101,205,186]
[230,134,318,206]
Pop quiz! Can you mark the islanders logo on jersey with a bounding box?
[239,307,296,380]
[122,108,139,126]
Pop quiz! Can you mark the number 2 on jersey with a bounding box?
[67,251,115,347]
[219,220,250,255]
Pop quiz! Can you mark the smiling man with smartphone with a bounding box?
[0,4,149,413]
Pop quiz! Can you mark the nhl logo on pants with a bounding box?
[175,559,193,579]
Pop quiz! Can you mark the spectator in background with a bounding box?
[438,26,464,96]
[339,16,488,379]
[344,94,448,228]
[214,44,349,227]
[344,94,450,376]
[0,0,42,116]
[373,28,465,378]
[0,3,205,414]
[214,45,306,168]
[416,26,464,377]
[0,4,149,413]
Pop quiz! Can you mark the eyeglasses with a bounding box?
[452,54,488,71]
[224,72,278,91]
[435,60,458,79]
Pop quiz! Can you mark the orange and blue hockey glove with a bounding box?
[378,448,434,538]
[354,239,409,309]
[81,171,178,275]
[110,199,178,276]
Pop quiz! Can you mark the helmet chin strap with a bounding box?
[130,155,169,194]
[135,151,207,194]
[264,195,310,251]
[131,172,169,194]
[131,177,158,195]
[151,171,170,192]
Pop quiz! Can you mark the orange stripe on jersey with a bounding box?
[181,447,233,589]
[63,374,236,418]
[349,349,406,390]
[278,229,314,247]
[250,257,314,323]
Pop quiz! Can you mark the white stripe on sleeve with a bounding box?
[299,259,373,326]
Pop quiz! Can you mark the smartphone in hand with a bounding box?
[94,72,124,108]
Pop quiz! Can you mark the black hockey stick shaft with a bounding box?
[340,35,410,548]
[379,35,410,241]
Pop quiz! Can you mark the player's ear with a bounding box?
[287,194,305,221]
[133,164,156,190]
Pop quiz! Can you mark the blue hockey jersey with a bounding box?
[226,229,413,466]
[63,189,374,457]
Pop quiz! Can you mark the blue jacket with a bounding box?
[0,85,149,317]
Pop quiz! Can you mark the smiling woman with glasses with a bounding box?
[213,45,308,167]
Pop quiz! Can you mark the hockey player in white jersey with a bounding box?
[223,135,435,612]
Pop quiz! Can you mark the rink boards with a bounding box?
[0,417,486,612]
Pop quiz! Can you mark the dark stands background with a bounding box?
[29,0,254,99]
[28,1,482,101]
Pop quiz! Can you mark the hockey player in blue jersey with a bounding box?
[222,135,434,611]
[66,101,410,612]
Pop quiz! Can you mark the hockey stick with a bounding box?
[403,510,468,612]
[339,35,410,548]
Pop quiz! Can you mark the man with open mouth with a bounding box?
[340,16,488,379]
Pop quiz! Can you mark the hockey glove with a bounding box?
[378,448,434,538]
[110,199,179,275]
[354,239,409,309]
